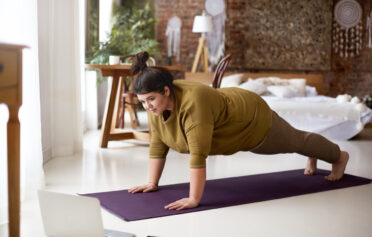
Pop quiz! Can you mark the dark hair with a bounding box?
[131,51,175,95]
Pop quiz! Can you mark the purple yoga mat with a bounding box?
[81,169,371,221]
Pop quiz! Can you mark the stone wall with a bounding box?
[155,0,372,97]
[243,0,332,71]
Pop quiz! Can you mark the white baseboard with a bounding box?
[42,146,52,164]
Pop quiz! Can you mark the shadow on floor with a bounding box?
[351,127,372,140]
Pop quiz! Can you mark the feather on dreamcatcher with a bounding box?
[367,11,372,48]
[332,0,363,58]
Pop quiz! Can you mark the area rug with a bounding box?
[81,169,371,221]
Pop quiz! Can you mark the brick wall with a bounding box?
[155,0,372,97]
[225,0,246,71]
[155,0,203,68]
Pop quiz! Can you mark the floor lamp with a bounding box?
[191,11,213,72]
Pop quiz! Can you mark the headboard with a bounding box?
[185,72,324,95]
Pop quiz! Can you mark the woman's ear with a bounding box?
[164,86,170,96]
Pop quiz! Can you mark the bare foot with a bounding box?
[304,157,317,175]
[325,151,349,181]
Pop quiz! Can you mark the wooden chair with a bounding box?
[211,54,232,89]
[116,54,156,129]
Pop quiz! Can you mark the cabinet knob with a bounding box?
[0,63,3,74]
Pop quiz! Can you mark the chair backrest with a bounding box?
[212,54,232,89]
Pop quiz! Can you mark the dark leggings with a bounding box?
[251,111,341,163]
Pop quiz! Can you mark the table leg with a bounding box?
[99,75,120,148]
[7,105,20,237]
[115,76,125,129]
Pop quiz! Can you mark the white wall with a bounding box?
[84,71,99,130]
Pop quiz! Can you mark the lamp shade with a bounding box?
[192,12,213,33]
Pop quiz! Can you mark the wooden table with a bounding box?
[85,64,185,148]
[0,43,27,237]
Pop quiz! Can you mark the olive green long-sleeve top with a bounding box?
[149,80,272,168]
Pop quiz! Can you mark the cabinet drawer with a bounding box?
[0,87,18,105]
[0,49,18,88]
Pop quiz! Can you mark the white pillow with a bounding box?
[220,73,244,88]
[255,77,306,96]
[288,78,306,96]
[305,85,318,97]
[267,85,303,98]
[350,96,360,104]
[255,77,287,86]
[336,94,352,103]
[239,79,267,95]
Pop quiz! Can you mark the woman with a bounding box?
[128,52,349,211]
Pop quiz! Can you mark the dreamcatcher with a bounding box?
[165,16,182,61]
[205,0,226,67]
[332,0,363,58]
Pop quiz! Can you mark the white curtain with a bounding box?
[38,0,83,158]
[0,0,44,224]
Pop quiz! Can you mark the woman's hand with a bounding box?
[164,197,199,211]
[128,183,158,194]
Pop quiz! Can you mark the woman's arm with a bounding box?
[148,158,166,186]
[163,122,212,210]
[189,168,206,203]
[164,167,206,210]
[128,158,166,193]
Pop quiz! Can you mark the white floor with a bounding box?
[2,118,372,237]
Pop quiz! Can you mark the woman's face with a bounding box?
[137,86,173,116]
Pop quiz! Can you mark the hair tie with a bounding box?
[140,64,147,71]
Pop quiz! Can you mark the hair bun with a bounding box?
[131,51,150,75]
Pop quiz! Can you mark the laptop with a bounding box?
[38,190,135,237]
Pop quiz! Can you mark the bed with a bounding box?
[185,72,372,140]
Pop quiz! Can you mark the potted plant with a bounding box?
[88,2,160,67]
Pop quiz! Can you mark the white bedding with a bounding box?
[219,74,372,140]
[262,95,372,140]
